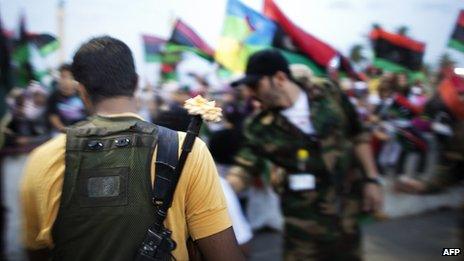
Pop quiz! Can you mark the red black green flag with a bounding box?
[160,44,183,82]
[161,19,216,82]
[448,10,464,53]
[264,0,359,79]
[169,19,214,60]
[141,34,165,63]
[369,27,425,72]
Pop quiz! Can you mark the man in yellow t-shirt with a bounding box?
[20,36,244,261]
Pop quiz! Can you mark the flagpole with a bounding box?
[57,0,65,63]
[168,9,176,33]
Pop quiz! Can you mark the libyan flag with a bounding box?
[448,10,464,53]
[264,0,358,78]
[369,27,425,73]
[169,19,215,60]
[160,19,216,82]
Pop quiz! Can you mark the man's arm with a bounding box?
[21,152,52,261]
[47,93,66,131]
[49,114,65,132]
[227,141,267,193]
[183,137,243,259]
[354,141,380,180]
[354,140,384,212]
[196,227,245,261]
[336,85,384,212]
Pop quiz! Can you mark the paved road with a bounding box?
[250,209,462,261]
[3,154,463,260]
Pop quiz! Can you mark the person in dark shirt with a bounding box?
[152,88,191,132]
[48,64,88,131]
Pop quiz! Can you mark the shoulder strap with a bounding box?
[153,126,179,207]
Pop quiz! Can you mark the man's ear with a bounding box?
[274,71,289,87]
[134,74,139,89]
[76,83,94,113]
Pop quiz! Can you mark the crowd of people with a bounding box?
[4,55,463,189]
[1,37,463,260]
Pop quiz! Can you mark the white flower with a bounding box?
[184,95,223,122]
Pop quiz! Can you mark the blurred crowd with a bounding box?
[3,62,463,188]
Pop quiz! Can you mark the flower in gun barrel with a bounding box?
[184,95,223,122]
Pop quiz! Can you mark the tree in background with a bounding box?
[439,53,456,69]
[349,44,366,64]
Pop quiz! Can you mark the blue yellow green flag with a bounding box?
[215,0,276,73]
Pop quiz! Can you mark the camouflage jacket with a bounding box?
[232,78,371,241]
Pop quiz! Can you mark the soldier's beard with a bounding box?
[258,87,291,110]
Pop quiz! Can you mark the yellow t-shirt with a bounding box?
[20,114,231,260]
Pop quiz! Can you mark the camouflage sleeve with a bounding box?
[327,80,370,144]
[229,115,271,188]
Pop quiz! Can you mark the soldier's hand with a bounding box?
[394,176,426,194]
[363,183,383,212]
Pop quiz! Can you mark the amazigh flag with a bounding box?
[215,0,276,73]
[169,19,214,59]
[448,10,464,53]
[141,34,165,63]
[369,27,425,72]
[30,33,59,57]
[264,0,358,78]
[12,14,36,88]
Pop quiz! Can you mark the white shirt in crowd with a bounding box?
[219,177,253,245]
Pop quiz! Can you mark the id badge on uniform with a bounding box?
[288,173,316,191]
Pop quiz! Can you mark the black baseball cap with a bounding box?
[231,49,291,88]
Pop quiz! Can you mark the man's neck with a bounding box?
[94,96,138,116]
[287,82,303,105]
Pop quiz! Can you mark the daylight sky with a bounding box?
[1,0,464,80]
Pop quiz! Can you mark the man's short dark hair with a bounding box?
[59,63,72,73]
[71,36,137,103]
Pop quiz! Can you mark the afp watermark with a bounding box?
[442,248,462,256]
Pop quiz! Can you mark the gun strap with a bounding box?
[152,126,179,227]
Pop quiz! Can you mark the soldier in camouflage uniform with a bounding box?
[228,50,383,260]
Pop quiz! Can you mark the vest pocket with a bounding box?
[78,167,129,207]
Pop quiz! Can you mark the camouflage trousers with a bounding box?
[280,182,364,261]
